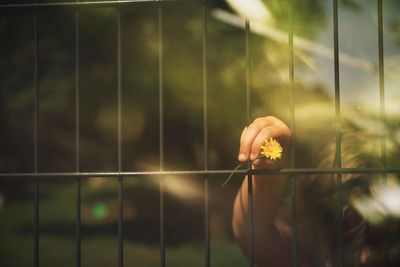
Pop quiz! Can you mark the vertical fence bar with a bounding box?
[118,176,124,267]
[34,7,38,173]
[377,0,386,179]
[377,0,388,266]
[75,3,80,173]
[204,179,210,267]
[333,0,344,266]
[202,3,210,267]
[245,20,251,125]
[377,2,386,169]
[245,19,254,267]
[158,3,164,172]
[75,179,81,267]
[160,180,165,267]
[117,5,122,174]
[158,0,165,266]
[75,178,81,267]
[33,3,40,267]
[117,7,124,267]
[202,1,208,172]
[75,1,81,266]
[288,0,297,266]
[247,167,254,267]
[34,179,39,267]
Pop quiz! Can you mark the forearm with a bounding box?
[232,116,293,266]
[232,173,291,266]
[233,173,289,241]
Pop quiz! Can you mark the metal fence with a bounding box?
[0,0,395,267]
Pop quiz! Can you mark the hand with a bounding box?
[238,116,291,168]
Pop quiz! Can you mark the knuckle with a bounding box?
[265,115,276,121]
[253,117,263,124]
[253,115,279,126]
[246,124,261,136]
[280,124,291,138]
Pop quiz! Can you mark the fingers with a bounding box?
[239,118,274,161]
[238,116,291,164]
[251,126,275,160]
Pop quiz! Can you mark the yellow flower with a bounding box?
[221,137,283,188]
[260,137,283,160]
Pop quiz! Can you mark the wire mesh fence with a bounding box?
[0,0,399,267]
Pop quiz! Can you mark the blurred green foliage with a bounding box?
[1,0,400,266]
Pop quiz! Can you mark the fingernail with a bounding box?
[238,153,246,162]
[250,153,256,161]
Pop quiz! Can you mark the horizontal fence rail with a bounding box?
[0,0,200,9]
[1,167,400,178]
[0,0,394,267]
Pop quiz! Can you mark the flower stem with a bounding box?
[221,155,264,188]
[221,163,245,188]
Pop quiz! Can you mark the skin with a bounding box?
[232,116,379,267]
[232,116,298,267]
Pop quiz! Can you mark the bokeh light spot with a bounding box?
[92,202,109,220]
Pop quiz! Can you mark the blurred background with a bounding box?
[1,0,400,266]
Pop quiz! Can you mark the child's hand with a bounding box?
[238,116,291,168]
